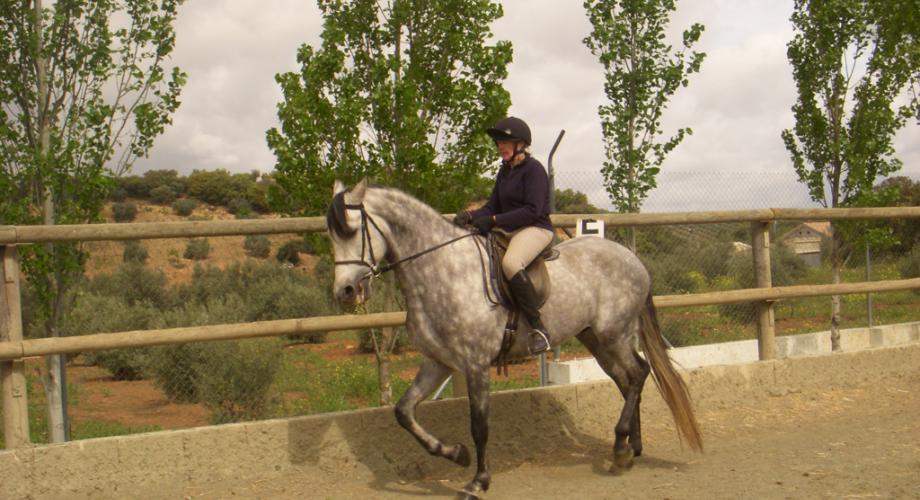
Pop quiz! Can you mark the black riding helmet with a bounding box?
[486,116,531,146]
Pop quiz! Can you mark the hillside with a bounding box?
[84,200,318,283]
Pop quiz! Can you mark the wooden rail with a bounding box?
[3,206,920,245]
[4,205,920,449]
[1,278,919,363]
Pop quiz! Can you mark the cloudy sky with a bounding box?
[136,0,919,212]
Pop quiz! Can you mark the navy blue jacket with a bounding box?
[470,156,554,232]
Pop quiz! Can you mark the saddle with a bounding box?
[488,232,558,309]
[488,231,559,374]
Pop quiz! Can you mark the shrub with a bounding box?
[899,247,920,294]
[122,240,149,264]
[87,262,172,308]
[194,338,282,424]
[62,293,161,380]
[109,187,128,202]
[147,296,249,403]
[184,238,210,260]
[276,238,312,265]
[226,198,252,217]
[147,295,283,422]
[715,243,808,323]
[176,261,333,343]
[243,235,271,258]
[149,185,177,204]
[112,202,137,222]
[172,198,198,216]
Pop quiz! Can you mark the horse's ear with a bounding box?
[333,180,346,196]
[349,177,368,202]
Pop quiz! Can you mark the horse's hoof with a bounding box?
[456,490,481,500]
[452,444,471,467]
[613,447,635,470]
[457,480,487,499]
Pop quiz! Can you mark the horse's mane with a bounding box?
[326,184,454,239]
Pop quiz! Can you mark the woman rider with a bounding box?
[454,116,554,355]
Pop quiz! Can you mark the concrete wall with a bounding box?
[548,321,920,384]
[2,342,919,499]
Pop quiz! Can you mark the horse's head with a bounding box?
[327,178,390,305]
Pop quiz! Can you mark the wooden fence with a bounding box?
[3,207,920,449]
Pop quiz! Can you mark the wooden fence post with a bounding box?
[1,246,30,448]
[751,222,776,360]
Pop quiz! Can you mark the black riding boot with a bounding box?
[508,270,551,355]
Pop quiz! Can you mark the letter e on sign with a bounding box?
[576,219,604,238]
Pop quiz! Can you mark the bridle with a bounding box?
[333,202,476,280]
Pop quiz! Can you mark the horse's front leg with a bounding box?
[460,367,491,499]
[395,358,471,467]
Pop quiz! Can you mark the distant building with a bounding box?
[780,222,831,267]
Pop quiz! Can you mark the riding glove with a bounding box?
[472,215,496,235]
[453,210,472,226]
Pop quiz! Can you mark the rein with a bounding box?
[333,202,476,279]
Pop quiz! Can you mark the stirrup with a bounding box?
[529,328,551,355]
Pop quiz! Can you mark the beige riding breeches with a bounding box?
[501,226,555,279]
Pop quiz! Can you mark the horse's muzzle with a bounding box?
[335,276,371,305]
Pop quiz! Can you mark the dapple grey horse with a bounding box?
[327,179,702,498]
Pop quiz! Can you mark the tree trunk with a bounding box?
[830,223,842,351]
[34,0,69,443]
[372,275,399,405]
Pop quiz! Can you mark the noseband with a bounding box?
[332,202,475,279]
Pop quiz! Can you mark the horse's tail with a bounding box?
[638,293,703,452]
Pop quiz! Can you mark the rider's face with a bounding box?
[495,139,517,162]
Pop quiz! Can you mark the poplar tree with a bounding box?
[782,0,920,350]
[267,0,511,403]
[583,0,705,238]
[267,0,511,216]
[0,0,185,441]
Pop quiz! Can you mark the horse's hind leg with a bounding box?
[576,327,650,469]
[395,358,470,467]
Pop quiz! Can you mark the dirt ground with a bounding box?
[185,368,920,499]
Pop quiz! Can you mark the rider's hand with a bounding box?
[453,210,472,227]
[472,215,496,235]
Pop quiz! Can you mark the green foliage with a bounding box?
[554,188,604,214]
[109,188,128,202]
[0,0,186,349]
[61,293,162,380]
[782,0,919,213]
[244,235,272,258]
[112,202,138,222]
[86,262,173,309]
[717,243,810,323]
[275,238,313,265]
[172,198,198,216]
[266,0,512,215]
[194,339,283,424]
[186,169,253,207]
[122,241,149,264]
[120,170,186,200]
[149,185,177,205]
[583,0,705,213]
[183,238,210,260]
[227,198,253,218]
[898,247,920,294]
